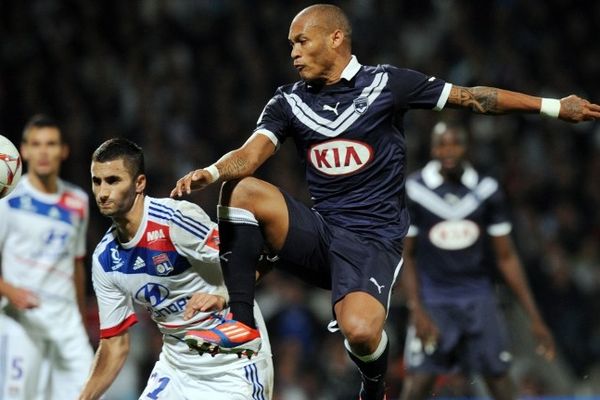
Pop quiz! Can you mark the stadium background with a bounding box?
[1,0,599,398]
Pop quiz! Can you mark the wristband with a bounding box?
[204,164,220,183]
[540,98,561,118]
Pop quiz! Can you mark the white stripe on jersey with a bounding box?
[283,72,388,137]
[148,201,210,239]
[406,177,499,220]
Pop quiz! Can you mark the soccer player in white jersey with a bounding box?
[80,138,273,400]
[0,114,94,400]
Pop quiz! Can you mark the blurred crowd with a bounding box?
[1,0,599,398]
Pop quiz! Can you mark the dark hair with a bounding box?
[92,138,145,178]
[22,114,62,142]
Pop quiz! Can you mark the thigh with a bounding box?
[0,314,45,400]
[463,297,511,375]
[330,234,403,312]
[403,304,464,374]
[276,190,332,290]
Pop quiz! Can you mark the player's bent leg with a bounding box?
[219,177,290,251]
[399,373,437,400]
[483,373,517,400]
[192,178,290,356]
[335,292,389,400]
[335,292,386,355]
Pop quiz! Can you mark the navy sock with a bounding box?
[345,333,389,393]
[218,210,264,329]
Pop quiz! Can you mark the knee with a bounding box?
[342,316,381,350]
[220,177,265,208]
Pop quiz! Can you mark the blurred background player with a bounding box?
[80,138,273,400]
[400,121,556,400]
[171,4,598,400]
[0,114,93,399]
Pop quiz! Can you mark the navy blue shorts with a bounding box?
[276,191,403,311]
[403,295,511,376]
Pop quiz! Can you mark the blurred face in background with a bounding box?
[431,127,467,176]
[91,158,145,219]
[21,127,68,179]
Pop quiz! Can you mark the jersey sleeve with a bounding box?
[482,178,512,236]
[386,66,451,111]
[254,88,292,148]
[167,200,220,265]
[91,255,137,338]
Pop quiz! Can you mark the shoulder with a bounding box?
[147,197,216,231]
[92,227,117,265]
[60,179,89,201]
[406,169,426,188]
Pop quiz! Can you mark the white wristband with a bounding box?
[204,164,220,183]
[540,98,561,118]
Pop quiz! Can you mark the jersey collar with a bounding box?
[340,55,361,81]
[421,160,479,189]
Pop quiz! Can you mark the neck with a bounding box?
[440,166,464,183]
[28,172,59,194]
[324,53,352,85]
[113,194,145,243]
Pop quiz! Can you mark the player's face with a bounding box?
[91,159,145,218]
[288,14,336,82]
[20,127,68,178]
[431,130,466,174]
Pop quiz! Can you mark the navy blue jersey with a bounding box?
[255,56,450,244]
[406,161,512,302]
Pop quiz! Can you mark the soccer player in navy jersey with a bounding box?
[399,122,555,400]
[171,4,599,399]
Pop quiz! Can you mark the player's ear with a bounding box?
[20,142,29,161]
[330,29,344,49]
[135,174,146,193]
[60,143,70,161]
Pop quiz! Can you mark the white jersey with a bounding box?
[0,174,88,332]
[92,196,271,376]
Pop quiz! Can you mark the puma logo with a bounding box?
[369,277,385,294]
[323,102,340,116]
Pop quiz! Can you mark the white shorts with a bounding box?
[0,312,94,400]
[139,352,274,400]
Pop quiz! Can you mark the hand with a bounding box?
[170,169,214,198]
[7,286,39,310]
[412,306,440,354]
[183,293,227,320]
[531,319,556,361]
[559,95,600,122]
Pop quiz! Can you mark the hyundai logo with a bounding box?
[135,283,170,307]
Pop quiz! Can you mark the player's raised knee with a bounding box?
[342,316,380,348]
[220,177,277,209]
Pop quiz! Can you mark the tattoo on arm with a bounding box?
[219,156,249,180]
[449,86,501,114]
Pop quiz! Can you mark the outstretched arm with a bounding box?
[491,234,556,361]
[171,133,276,197]
[79,332,130,400]
[446,85,600,122]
